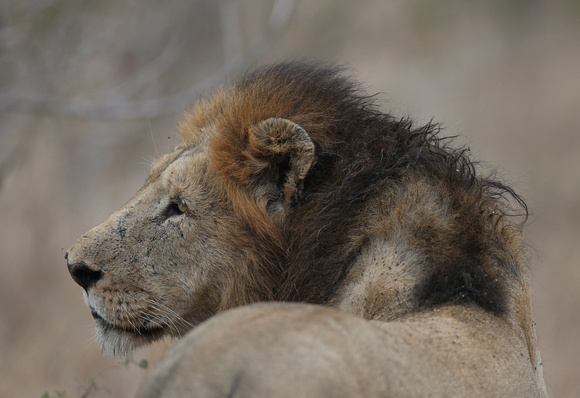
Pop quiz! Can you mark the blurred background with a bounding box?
[1,0,578,396]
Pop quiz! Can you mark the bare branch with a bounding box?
[220,0,244,64]
[0,126,35,192]
[0,0,294,120]
[99,32,183,100]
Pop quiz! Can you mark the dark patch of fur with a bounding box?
[206,62,528,314]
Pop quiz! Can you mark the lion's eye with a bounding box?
[166,201,187,218]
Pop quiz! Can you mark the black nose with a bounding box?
[67,260,103,291]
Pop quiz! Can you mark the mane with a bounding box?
[183,61,529,314]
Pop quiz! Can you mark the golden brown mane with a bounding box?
[181,62,527,313]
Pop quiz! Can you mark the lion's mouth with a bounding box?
[90,307,165,338]
[90,307,103,321]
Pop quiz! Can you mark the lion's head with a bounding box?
[66,140,235,354]
[67,62,531,358]
[66,116,321,354]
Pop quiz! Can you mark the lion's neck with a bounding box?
[328,236,425,321]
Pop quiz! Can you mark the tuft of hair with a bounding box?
[182,61,529,314]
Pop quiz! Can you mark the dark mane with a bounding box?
[204,61,528,314]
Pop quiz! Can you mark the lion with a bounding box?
[66,62,548,397]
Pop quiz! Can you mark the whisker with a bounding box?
[135,304,180,335]
[143,303,183,336]
[145,299,193,336]
[148,299,193,329]
[135,309,170,331]
[148,118,159,157]
[126,316,142,335]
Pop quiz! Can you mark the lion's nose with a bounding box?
[66,254,103,291]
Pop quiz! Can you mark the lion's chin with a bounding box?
[94,315,166,356]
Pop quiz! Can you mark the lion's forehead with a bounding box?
[148,145,209,187]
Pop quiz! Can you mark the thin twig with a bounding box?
[0,0,294,120]
[220,0,244,64]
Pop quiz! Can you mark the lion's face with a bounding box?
[67,117,315,355]
[66,138,238,354]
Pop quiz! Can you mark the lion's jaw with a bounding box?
[66,144,237,355]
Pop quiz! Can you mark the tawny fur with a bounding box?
[67,62,547,397]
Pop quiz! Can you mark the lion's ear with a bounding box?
[248,118,315,216]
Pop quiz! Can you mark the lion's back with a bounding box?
[137,303,389,398]
[136,303,540,398]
